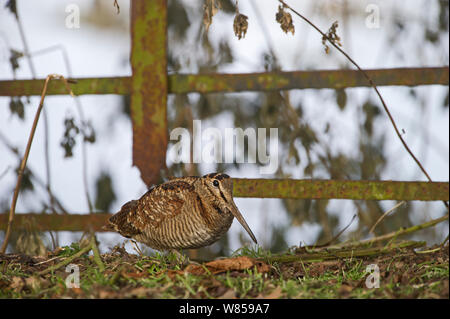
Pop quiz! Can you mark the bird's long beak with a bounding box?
[228,201,258,244]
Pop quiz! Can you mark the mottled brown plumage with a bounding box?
[103,173,257,250]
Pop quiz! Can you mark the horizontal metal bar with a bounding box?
[0,180,447,232]
[0,67,447,96]
[169,67,449,94]
[0,213,111,232]
[233,179,449,201]
[0,77,130,96]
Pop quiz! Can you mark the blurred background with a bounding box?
[0,0,448,258]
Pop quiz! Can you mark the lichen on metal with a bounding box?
[130,0,168,187]
[0,213,111,232]
[0,77,130,96]
[1,67,448,96]
[232,179,449,201]
[168,67,449,94]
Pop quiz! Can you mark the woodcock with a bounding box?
[103,173,257,250]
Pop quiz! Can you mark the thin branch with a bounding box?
[369,201,406,235]
[278,0,449,210]
[440,233,449,248]
[15,7,57,216]
[0,127,69,214]
[266,240,425,263]
[90,235,105,272]
[0,74,74,254]
[356,213,448,246]
[37,240,92,276]
[23,44,94,213]
[318,214,357,247]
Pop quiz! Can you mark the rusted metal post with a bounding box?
[130,0,168,186]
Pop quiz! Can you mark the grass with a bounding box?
[0,241,448,299]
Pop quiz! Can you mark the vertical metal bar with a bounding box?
[130,0,168,186]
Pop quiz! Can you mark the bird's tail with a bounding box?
[101,222,116,232]
[102,200,140,238]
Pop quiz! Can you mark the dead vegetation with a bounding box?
[0,241,448,299]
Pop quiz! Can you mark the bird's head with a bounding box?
[201,173,257,245]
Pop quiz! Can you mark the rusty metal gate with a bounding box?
[0,1,448,232]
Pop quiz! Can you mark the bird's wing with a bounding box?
[106,179,196,238]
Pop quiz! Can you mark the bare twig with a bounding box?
[33,255,61,266]
[353,213,448,246]
[90,235,105,272]
[415,247,442,254]
[318,214,357,247]
[0,132,70,213]
[369,201,406,235]
[13,9,62,247]
[23,44,94,213]
[130,239,144,257]
[1,74,74,254]
[14,7,58,216]
[267,240,425,263]
[37,240,91,276]
[440,234,449,248]
[278,0,448,210]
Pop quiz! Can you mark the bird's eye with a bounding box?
[213,180,219,187]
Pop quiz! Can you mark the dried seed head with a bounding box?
[322,21,342,54]
[233,12,248,40]
[276,5,295,35]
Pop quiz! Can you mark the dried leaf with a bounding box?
[5,0,17,17]
[233,12,248,40]
[276,5,295,35]
[15,165,34,193]
[60,116,80,158]
[443,90,449,108]
[81,120,96,143]
[94,171,116,212]
[203,0,220,32]
[335,89,347,111]
[113,0,120,14]
[10,276,25,292]
[338,283,353,295]
[98,289,117,298]
[126,286,152,298]
[9,97,24,120]
[183,256,270,275]
[122,271,147,279]
[256,286,283,299]
[9,49,23,72]
[25,276,40,290]
[218,289,237,299]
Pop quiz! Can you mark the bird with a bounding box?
[103,173,257,251]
